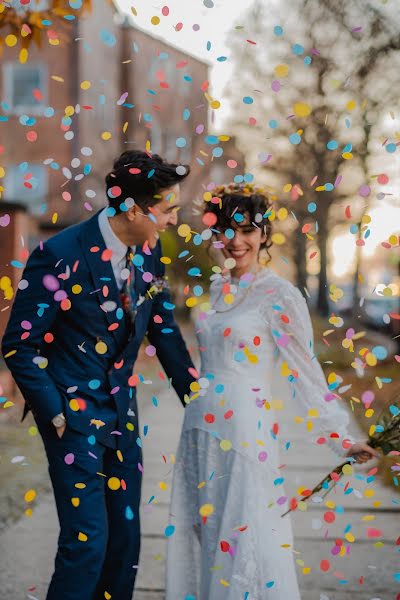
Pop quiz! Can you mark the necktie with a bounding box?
[119,247,137,326]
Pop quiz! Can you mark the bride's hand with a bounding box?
[345,441,380,464]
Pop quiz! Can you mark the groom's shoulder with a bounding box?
[42,212,97,257]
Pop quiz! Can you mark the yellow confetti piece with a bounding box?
[362,514,375,521]
[69,398,80,412]
[303,567,311,575]
[197,481,206,489]
[28,426,38,436]
[177,223,191,238]
[24,489,36,503]
[78,532,88,542]
[104,593,112,600]
[190,381,200,392]
[72,284,82,294]
[51,75,65,83]
[294,102,311,117]
[5,34,18,47]
[345,532,355,543]
[101,131,112,141]
[65,105,75,117]
[224,293,235,305]
[220,439,232,451]
[342,463,353,476]
[95,341,108,355]
[274,63,289,78]
[159,481,168,491]
[123,121,129,133]
[186,297,198,308]
[3,400,14,409]
[346,100,357,111]
[75,483,86,489]
[151,15,160,25]
[80,80,91,90]
[117,450,123,462]
[71,497,80,507]
[277,207,288,220]
[126,422,134,431]
[19,48,28,64]
[25,508,33,517]
[199,503,214,517]
[271,232,286,245]
[220,579,230,587]
[108,477,121,491]
[364,488,375,498]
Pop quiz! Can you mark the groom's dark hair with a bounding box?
[105,150,190,214]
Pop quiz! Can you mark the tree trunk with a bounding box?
[294,226,307,292]
[317,219,330,316]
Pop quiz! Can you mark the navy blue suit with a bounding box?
[2,210,194,599]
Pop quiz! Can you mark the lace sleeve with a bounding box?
[265,286,355,457]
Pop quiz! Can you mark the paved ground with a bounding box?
[1,375,399,599]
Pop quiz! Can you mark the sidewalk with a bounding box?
[0,377,399,599]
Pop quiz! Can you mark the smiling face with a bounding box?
[216,212,266,278]
[124,184,181,248]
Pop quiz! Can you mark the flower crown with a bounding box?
[212,182,268,198]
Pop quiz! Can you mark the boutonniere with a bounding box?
[145,275,169,300]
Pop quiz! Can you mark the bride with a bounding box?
[166,182,378,599]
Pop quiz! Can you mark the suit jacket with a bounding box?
[1,210,195,449]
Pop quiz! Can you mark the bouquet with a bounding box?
[281,400,400,518]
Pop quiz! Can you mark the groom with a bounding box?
[2,150,195,599]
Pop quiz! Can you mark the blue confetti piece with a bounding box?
[100,29,117,47]
[125,506,134,520]
[163,302,175,310]
[152,396,158,407]
[164,525,175,537]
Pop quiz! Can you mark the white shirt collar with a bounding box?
[98,207,129,263]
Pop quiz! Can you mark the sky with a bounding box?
[115,0,255,129]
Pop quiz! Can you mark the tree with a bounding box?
[223,0,400,315]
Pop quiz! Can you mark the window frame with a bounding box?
[3,62,48,116]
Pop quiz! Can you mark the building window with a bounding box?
[7,0,50,15]
[3,63,48,114]
[4,164,48,214]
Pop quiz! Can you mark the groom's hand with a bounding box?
[346,441,379,464]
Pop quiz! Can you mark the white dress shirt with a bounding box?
[98,208,135,291]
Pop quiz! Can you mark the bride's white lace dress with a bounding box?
[166,268,354,599]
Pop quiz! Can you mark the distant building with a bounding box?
[0,0,244,341]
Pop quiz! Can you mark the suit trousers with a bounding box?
[36,419,142,600]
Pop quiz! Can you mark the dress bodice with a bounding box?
[183,268,354,464]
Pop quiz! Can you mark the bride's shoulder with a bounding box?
[256,268,299,297]
[257,269,306,316]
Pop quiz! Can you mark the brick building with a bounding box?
[0,0,244,346]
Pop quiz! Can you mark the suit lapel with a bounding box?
[77,211,123,338]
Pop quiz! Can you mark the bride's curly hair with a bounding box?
[204,182,274,263]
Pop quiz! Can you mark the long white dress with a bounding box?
[166,268,354,600]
